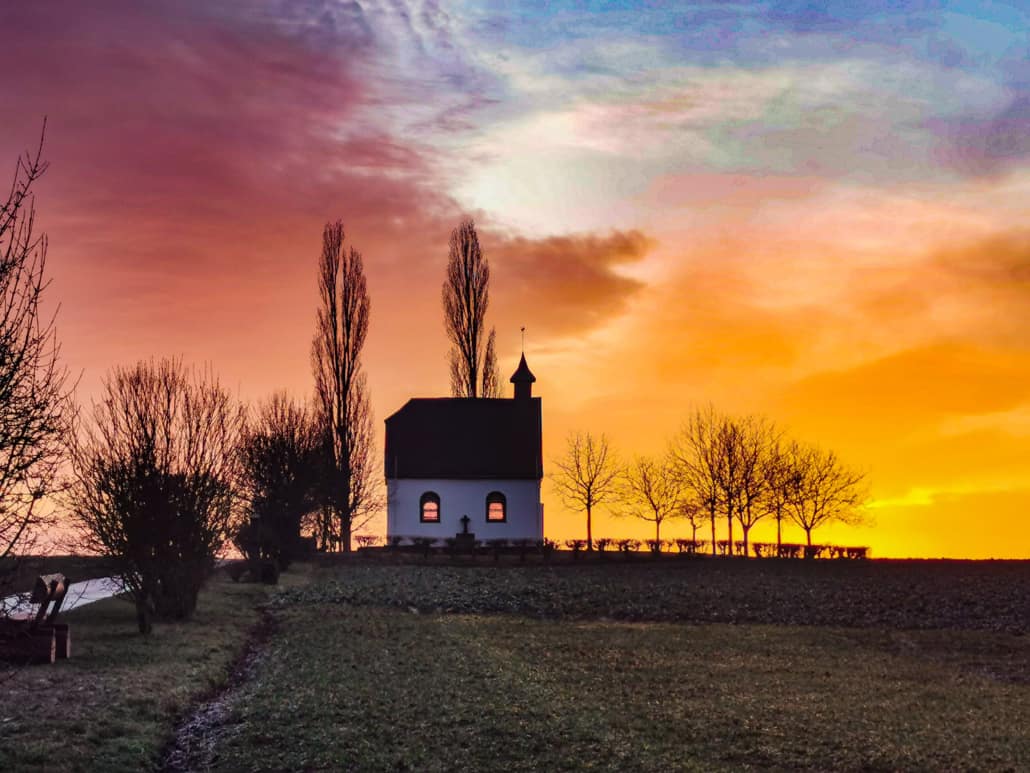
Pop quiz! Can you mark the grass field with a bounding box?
[193,559,1027,771]
[0,572,285,772]
[2,558,1027,771]
[205,602,1028,771]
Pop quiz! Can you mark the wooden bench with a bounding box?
[0,573,72,664]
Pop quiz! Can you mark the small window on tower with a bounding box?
[420,492,440,523]
[486,491,506,522]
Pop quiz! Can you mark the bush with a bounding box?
[565,539,587,558]
[616,539,640,555]
[67,358,245,634]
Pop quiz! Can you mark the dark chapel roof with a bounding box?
[384,397,543,480]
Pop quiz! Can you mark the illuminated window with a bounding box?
[420,492,440,523]
[485,491,506,522]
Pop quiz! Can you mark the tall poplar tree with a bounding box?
[442,218,500,398]
[312,221,379,552]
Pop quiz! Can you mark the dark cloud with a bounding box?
[935,229,1030,284]
[486,230,653,339]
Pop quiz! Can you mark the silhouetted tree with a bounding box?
[312,220,380,552]
[679,496,705,544]
[783,443,867,548]
[0,122,71,606]
[618,455,684,543]
[713,418,746,555]
[238,392,319,568]
[551,431,621,551]
[67,358,245,634]
[760,438,795,553]
[442,218,500,398]
[670,407,723,556]
[731,414,777,557]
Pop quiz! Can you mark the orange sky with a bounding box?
[2,1,1028,557]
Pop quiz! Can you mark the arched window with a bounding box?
[485,491,506,523]
[420,491,440,523]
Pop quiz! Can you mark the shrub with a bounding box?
[67,359,245,634]
[565,539,587,558]
[594,538,613,553]
[616,539,640,554]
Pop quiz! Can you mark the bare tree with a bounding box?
[761,438,795,553]
[783,443,868,548]
[442,218,500,398]
[679,496,706,544]
[0,122,71,606]
[67,359,245,634]
[238,392,319,567]
[670,407,724,556]
[551,431,621,550]
[713,418,746,555]
[312,220,381,552]
[732,414,777,557]
[618,455,684,543]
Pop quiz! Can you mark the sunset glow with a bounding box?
[2,2,1027,557]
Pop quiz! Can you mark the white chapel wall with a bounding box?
[387,478,543,541]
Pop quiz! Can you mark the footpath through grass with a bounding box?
[211,601,1029,771]
[0,570,293,772]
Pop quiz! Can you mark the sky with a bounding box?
[1,1,1028,558]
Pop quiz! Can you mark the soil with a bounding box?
[160,607,278,772]
[284,556,1030,634]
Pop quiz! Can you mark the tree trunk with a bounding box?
[726,510,734,555]
[341,444,352,552]
[710,512,717,556]
[742,526,750,558]
[135,596,152,636]
[776,511,782,552]
[586,504,593,551]
[655,519,661,544]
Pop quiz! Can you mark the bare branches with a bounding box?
[617,455,685,543]
[669,406,724,555]
[781,443,868,546]
[0,121,71,603]
[443,217,500,398]
[551,431,621,548]
[238,392,320,566]
[672,407,867,553]
[66,358,245,633]
[311,220,381,551]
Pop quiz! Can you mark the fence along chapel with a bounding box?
[384,355,544,542]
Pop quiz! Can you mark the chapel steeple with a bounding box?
[509,353,536,401]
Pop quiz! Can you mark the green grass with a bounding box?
[0,570,295,772]
[212,602,1029,771]
[3,560,1027,771]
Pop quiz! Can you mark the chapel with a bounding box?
[383,355,543,541]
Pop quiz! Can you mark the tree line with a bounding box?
[553,407,869,555]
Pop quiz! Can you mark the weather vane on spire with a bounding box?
[521,326,526,353]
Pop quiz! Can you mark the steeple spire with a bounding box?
[509,350,536,401]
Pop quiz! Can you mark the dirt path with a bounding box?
[160,607,278,772]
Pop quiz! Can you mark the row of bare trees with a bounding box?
[553,408,868,554]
